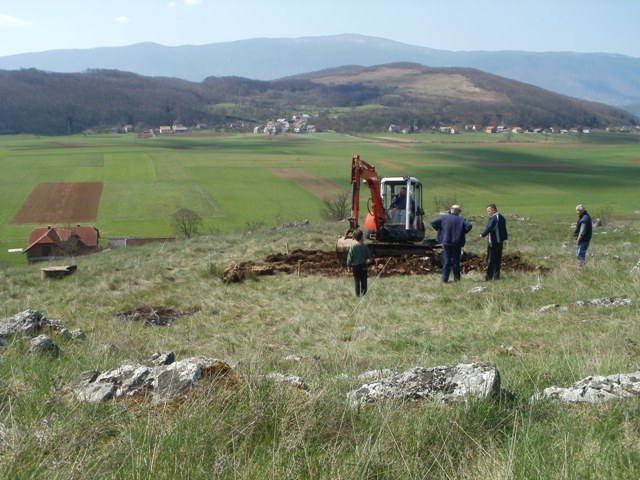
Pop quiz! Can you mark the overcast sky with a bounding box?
[0,0,638,58]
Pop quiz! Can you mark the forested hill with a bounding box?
[1,34,638,114]
[0,63,637,135]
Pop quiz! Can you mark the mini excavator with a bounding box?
[336,154,438,264]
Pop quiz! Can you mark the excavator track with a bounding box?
[336,236,439,266]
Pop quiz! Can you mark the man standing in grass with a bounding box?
[346,229,371,296]
[430,205,473,283]
[574,204,592,266]
[479,203,508,281]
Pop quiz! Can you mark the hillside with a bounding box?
[0,63,637,135]
[1,218,640,478]
[1,34,639,113]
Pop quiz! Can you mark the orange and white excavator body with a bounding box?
[336,154,435,263]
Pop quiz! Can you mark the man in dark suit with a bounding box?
[479,203,508,280]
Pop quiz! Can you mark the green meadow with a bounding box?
[0,131,638,264]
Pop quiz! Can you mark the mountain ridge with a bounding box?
[1,34,638,114]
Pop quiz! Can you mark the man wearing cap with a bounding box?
[430,205,473,283]
[479,203,508,280]
[574,204,592,266]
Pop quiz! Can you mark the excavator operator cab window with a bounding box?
[383,181,422,229]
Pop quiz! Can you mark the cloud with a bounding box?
[183,0,204,5]
[0,13,32,27]
[115,16,131,24]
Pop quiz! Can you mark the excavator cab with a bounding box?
[380,177,425,242]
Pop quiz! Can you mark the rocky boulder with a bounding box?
[348,362,500,407]
[0,310,84,341]
[69,354,237,404]
[533,371,640,403]
[27,334,60,355]
[0,310,44,337]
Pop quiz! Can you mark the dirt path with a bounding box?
[272,169,343,200]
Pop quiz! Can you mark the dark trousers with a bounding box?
[486,242,503,280]
[441,244,462,283]
[352,263,368,296]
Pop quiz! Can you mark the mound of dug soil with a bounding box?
[222,249,546,283]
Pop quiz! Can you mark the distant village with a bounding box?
[117,113,638,137]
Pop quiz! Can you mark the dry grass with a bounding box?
[1,218,640,478]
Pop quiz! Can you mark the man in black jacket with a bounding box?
[479,203,508,280]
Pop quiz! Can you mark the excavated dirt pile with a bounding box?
[222,249,547,283]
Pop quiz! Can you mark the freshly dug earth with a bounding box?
[223,249,546,282]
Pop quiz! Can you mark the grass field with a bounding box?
[0,131,638,265]
[1,213,639,478]
[1,130,640,477]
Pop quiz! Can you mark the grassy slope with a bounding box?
[1,215,639,478]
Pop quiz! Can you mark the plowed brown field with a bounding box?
[12,182,103,225]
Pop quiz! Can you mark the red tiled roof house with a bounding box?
[24,226,101,263]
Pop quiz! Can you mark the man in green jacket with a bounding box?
[346,229,371,296]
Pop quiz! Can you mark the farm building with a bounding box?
[24,225,100,263]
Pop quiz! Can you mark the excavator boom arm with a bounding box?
[348,154,386,234]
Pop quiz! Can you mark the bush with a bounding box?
[321,192,350,221]
[171,208,203,239]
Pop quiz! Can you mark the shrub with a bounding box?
[171,208,203,239]
[321,192,350,221]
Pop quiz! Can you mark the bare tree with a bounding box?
[321,192,350,221]
[171,208,203,239]
[60,235,79,257]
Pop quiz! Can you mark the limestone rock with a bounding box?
[74,382,117,403]
[96,364,152,398]
[0,310,43,337]
[348,362,500,407]
[534,371,640,403]
[536,304,566,313]
[0,310,82,341]
[69,356,235,404]
[283,354,303,362]
[574,297,631,307]
[69,328,86,340]
[537,297,631,313]
[265,372,309,391]
[152,358,210,401]
[27,334,60,355]
[149,351,175,366]
[469,286,486,293]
